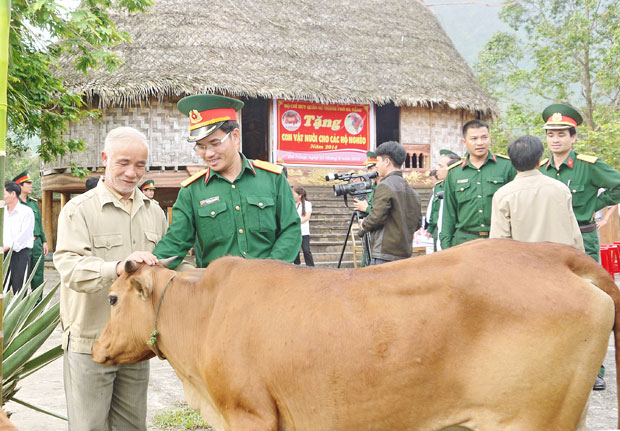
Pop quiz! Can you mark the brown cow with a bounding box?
[0,407,17,431]
[93,239,620,431]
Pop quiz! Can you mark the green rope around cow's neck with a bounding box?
[147,273,177,360]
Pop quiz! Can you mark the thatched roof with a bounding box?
[60,0,498,117]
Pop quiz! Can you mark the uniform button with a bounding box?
[242,251,247,256]
[232,184,236,189]
[477,169,481,172]
[481,224,485,227]
[572,189,576,193]
[478,209,483,213]
[106,242,110,247]
[493,180,497,184]
[477,182,481,185]
[258,202,264,207]
[238,229,244,234]
[235,205,240,210]
[460,188,464,191]
[556,173,560,176]
[477,195,482,198]
[210,210,216,216]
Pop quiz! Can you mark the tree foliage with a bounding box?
[474,0,620,168]
[9,0,152,169]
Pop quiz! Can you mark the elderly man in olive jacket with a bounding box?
[360,141,421,265]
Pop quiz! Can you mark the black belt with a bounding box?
[457,228,489,237]
[579,223,597,233]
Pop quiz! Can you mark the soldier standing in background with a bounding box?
[440,120,516,249]
[539,103,620,392]
[425,149,461,252]
[539,104,620,262]
[13,170,47,290]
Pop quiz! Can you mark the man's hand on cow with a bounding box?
[352,198,368,213]
[116,251,159,276]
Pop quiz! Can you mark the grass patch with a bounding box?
[151,403,213,430]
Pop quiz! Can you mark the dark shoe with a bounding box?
[593,375,606,391]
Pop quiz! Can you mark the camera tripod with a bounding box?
[337,209,372,268]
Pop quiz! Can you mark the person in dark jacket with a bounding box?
[360,141,421,265]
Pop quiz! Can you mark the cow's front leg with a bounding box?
[226,408,278,431]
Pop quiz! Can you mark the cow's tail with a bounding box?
[565,250,620,429]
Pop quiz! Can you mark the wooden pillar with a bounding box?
[42,190,53,250]
[60,192,71,208]
[167,207,173,225]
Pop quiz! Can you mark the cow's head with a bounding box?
[92,257,176,365]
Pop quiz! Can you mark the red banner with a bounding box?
[274,100,371,166]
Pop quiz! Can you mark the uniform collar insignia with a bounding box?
[567,158,574,168]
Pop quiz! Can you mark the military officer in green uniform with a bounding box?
[13,170,48,290]
[440,120,517,248]
[539,103,620,392]
[153,94,301,268]
[426,149,461,251]
[540,103,620,262]
[138,179,156,200]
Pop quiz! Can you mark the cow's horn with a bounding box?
[159,256,178,268]
[124,259,139,274]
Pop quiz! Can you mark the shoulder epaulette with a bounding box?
[448,160,462,170]
[540,158,549,166]
[252,159,283,174]
[577,154,598,164]
[496,154,510,159]
[181,169,209,187]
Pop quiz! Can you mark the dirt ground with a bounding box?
[4,263,620,430]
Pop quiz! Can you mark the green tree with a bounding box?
[474,0,620,168]
[9,0,152,172]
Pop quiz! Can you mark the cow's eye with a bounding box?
[109,295,118,306]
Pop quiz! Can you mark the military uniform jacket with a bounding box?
[440,151,516,248]
[154,154,301,268]
[540,150,620,224]
[21,196,46,242]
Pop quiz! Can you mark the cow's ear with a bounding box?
[130,275,153,300]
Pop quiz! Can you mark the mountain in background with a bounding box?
[429,2,506,65]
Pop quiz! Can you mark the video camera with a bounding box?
[325,171,378,199]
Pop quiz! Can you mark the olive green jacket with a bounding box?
[154,154,301,268]
[20,196,46,242]
[440,152,516,249]
[540,150,620,224]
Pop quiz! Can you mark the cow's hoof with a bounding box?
[593,375,606,391]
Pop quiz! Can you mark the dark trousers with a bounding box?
[294,235,315,266]
[6,248,31,294]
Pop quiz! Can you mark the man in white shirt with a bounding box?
[3,181,35,293]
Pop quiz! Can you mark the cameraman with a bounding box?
[360,141,422,265]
